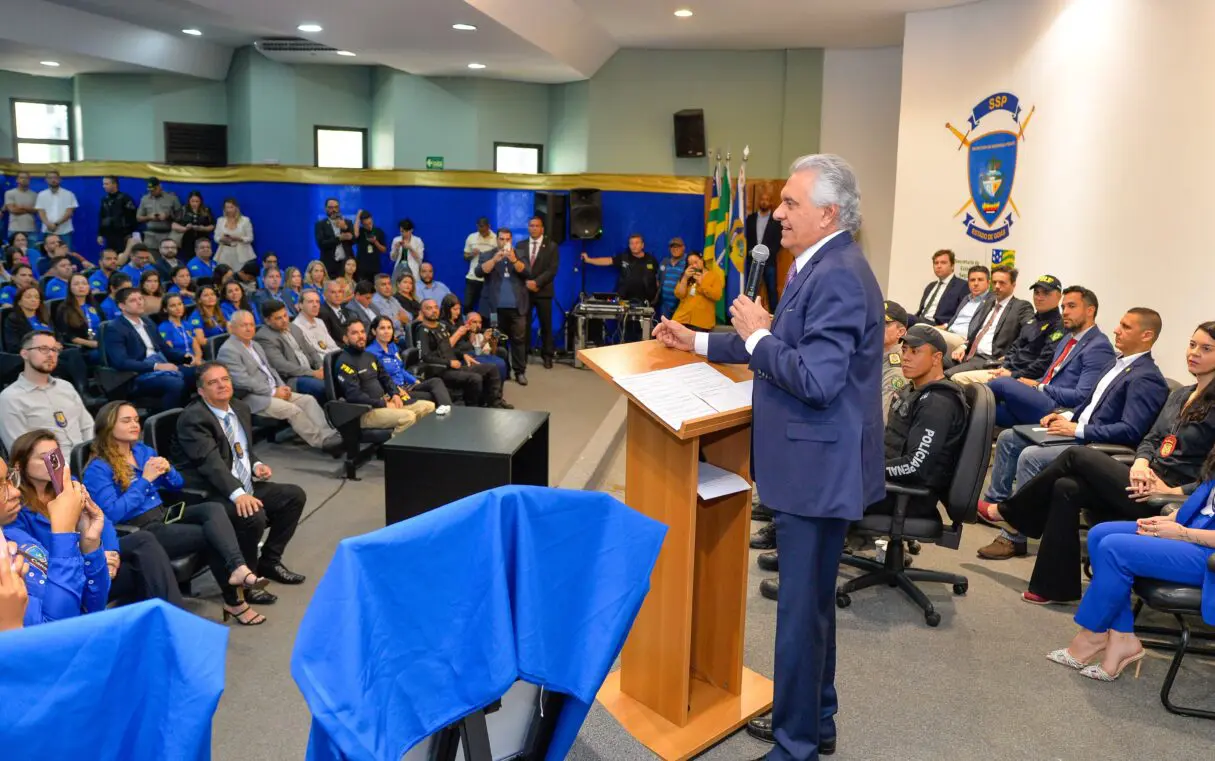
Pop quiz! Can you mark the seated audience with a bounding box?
[9,429,184,608]
[153,238,185,282]
[140,269,165,316]
[671,252,723,332]
[102,287,195,411]
[441,294,508,383]
[159,293,205,362]
[119,243,157,282]
[0,263,35,306]
[950,274,1064,383]
[88,247,120,294]
[42,255,73,300]
[337,257,359,296]
[370,273,410,337]
[99,272,133,320]
[936,265,991,352]
[282,265,304,309]
[982,308,1170,516]
[394,272,421,320]
[4,285,51,350]
[259,252,279,282]
[0,330,92,457]
[881,301,911,421]
[173,191,215,262]
[214,197,255,270]
[390,218,424,285]
[188,238,217,282]
[174,362,307,590]
[236,260,261,293]
[0,454,109,627]
[334,320,435,434]
[303,260,328,294]
[982,286,1116,427]
[944,265,1033,374]
[54,274,102,363]
[319,279,350,345]
[257,300,327,403]
[343,280,379,326]
[1047,475,1215,682]
[912,249,968,326]
[366,316,452,406]
[255,266,294,318]
[976,321,1215,603]
[221,280,259,325]
[167,264,196,308]
[464,312,510,384]
[416,262,451,305]
[218,311,341,451]
[418,298,509,408]
[294,290,339,356]
[6,231,31,267]
[187,284,228,338]
[82,401,270,625]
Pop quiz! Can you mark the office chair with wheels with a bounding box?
[837,383,995,626]
[322,351,393,480]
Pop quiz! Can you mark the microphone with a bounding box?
[744,245,770,300]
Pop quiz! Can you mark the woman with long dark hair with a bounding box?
[3,285,50,350]
[172,190,215,262]
[188,284,227,338]
[167,264,196,308]
[221,279,259,324]
[440,293,508,382]
[54,273,102,363]
[140,269,165,316]
[366,316,452,407]
[159,292,204,362]
[394,272,420,319]
[979,322,1215,604]
[0,263,35,306]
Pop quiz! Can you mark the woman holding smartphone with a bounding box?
[8,429,184,610]
[83,402,269,625]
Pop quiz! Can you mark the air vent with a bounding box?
[255,37,337,53]
[164,123,228,167]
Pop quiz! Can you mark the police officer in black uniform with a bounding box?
[993,274,1065,380]
[582,234,660,342]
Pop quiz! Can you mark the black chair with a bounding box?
[37,272,54,294]
[203,333,229,361]
[95,320,139,397]
[837,383,996,626]
[0,352,22,386]
[322,351,392,480]
[0,305,12,352]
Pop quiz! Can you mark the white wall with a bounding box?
[890,0,1214,379]
[820,47,902,291]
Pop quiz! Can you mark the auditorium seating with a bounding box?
[322,350,393,480]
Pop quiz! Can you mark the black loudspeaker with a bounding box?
[673,109,706,158]
[533,192,566,245]
[569,188,602,240]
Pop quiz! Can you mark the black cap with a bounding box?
[147,176,160,188]
[902,324,947,354]
[884,300,910,328]
[1031,274,1062,293]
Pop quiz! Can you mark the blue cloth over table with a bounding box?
[291,485,666,761]
[0,599,228,759]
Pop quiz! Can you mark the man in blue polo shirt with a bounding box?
[119,243,156,281]
[99,273,133,320]
[187,238,216,281]
[43,256,75,300]
[657,237,689,320]
[89,248,120,293]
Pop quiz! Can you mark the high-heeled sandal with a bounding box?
[232,572,269,591]
[1079,649,1145,681]
[1046,647,1105,670]
[222,603,266,626]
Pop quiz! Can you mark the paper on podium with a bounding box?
[614,363,738,431]
[697,462,751,500]
[696,379,753,413]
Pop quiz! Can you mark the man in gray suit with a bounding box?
[256,299,327,404]
[218,310,341,451]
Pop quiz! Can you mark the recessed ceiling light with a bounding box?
[336,50,356,57]
[40,61,60,67]
[182,28,202,36]
[452,23,477,31]
[467,62,487,69]
[297,23,323,33]
[674,9,694,17]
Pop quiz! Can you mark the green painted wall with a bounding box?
[0,71,74,160]
[73,73,227,161]
[548,80,589,174]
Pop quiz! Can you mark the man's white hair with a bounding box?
[788,153,862,234]
[227,310,254,331]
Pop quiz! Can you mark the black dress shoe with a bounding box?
[757,550,779,572]
[543,356,553,369]
[752,503,774,522]
[516,373,528,386]
[259,563,306,585]
[750,522,776,550]
[746,716,835,755]
[245,588,278,605]
[759,577,779,601]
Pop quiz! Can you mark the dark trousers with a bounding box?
[133,368,192,412]
[464,278,484,318]
[437,362,501,406]
[770,512,850,761]
[999,446,1161,601]
[989,376,1058,427]
[101,233,131,254]
[528,296,554,359]
[497,307,528,374]
[108,531,187,607]
[222,481,306,570]
[145,501,247,606]
[291,374,327,405]
[410,377,452,406]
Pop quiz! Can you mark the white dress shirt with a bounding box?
[204,401,262,501]
[975,295,1014,357]
[35,187,78,234]
[244,340,280,389]
[126,315,157,356]
[464,231,496,281]
[921,277,950,321]
[391,234,425,283]
[694,230,846,357]
[1068,351,1146,437]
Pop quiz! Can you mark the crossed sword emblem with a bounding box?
[945,105,1035,219]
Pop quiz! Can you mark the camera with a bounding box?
[487,328,506,342]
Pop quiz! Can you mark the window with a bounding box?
[10,99,74,162]
[494,142,543,174]
[315,126,367,169]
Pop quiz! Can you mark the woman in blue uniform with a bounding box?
[54,273,102,364]
[366,316,451,407]
[187,285,228,338]
[221,280,259,325]
[3,285,51,350]
[0,263,35,306]
[167,265,196,309]
[159,293,204,363]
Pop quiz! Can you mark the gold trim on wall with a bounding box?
[0,161,709,195]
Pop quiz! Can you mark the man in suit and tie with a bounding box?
[102,286,195,411]
[218,310,341,451]
[945,265,1034,377]
[913,249,969,326]
[745,184,784,312]
[977,307,1169,559]
[655,154,884,761]
[256,300,327,404]
[319,280,350,346]
[517,215,559,369]
[314,197,355,278]
[174,361,308,588]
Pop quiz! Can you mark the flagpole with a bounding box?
[735,145,750,300]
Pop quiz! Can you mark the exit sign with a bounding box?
[425,156,444,170]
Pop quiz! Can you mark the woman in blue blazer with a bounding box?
[1049,473,1215,681]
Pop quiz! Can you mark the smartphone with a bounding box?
[163,501,187,525]
[42,448,66,496]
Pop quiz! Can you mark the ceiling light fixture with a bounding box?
[674,9,693,17]
[336,50,356,57]
[40,61,60,67]
[297,23,323,33]
[467,62,486,69]
[182,28,202,36]
[452,23,477,31]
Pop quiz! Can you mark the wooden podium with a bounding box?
[579,340,773,761]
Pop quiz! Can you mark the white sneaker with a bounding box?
[436,405,452,416]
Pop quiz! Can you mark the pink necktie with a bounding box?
[784,264,797,290]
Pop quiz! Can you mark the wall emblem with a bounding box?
[946,92,1035,242]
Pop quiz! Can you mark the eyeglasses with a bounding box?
[1,470,20,498]
[27,346,62,355]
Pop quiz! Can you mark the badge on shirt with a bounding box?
[340,363,355,375]
[1049,330,1063,341]
[1040,323,1050,331]
[234,441,244,458]
[54,411,67,428]
[16,542,48,574]
[888,352,901,366]
[1160,434,1178,458]
[892,377,907,390]
[319,341,328,349]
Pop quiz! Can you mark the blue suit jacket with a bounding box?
[1039,326,1116,408]
[1172,482,1215,625]
[1070,353,1169,445]
[103,314,188,371]
[914,276,968,326]
[708,231,885,519]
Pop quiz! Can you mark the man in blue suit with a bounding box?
[985,285,1116,428]
[978,307,1169,559]
[102,286,195,411]
[912,249,969,326]
[655,154,884,761]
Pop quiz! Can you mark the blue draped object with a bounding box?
[291,485,667,761]
[0,599,229,760]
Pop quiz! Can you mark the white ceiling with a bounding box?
[8,0,977,83]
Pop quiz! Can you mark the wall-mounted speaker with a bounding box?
[673,109,706,158]
[569,188,602,240]
[533,192,566,245]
